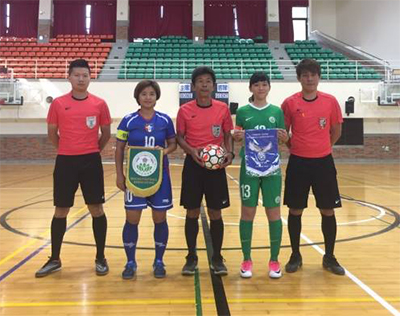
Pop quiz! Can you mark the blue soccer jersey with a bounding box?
[116,110,176,211]
[116,111,176,167]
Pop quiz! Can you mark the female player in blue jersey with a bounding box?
[115,80,177,279]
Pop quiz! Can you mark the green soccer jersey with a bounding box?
[236,103,285,158]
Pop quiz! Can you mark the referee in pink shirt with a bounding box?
[35,59,111,278]
[177,66,234,276]
[282,59,345,276]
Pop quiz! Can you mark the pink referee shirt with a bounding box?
[47,92,111,155]
[282,91,343,158]
[176,99,233,149]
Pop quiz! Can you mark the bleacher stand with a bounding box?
[0,35,113,79]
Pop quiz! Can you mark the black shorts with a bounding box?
[283,154,341,210]
[180,155,230,210]
[53,153,105,207]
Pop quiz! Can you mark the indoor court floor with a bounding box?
[0,162,399,316]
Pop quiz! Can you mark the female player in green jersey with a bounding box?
[233,72,289,279]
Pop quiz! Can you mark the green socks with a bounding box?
[240,218,282,262]
[239,219,253,261]
[269,219,282,261]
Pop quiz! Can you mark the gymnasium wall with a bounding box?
[0,80,399,161]
[311,0,400,65]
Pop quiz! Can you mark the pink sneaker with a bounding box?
[269,260,282,279]
[240,260,253,278]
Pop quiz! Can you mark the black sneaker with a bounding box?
[182,254,198,275]
[35,257,62,278]
[285,253,302,273]
[210,256,228,276]
[323,255,345,275]
[95,258,109,276]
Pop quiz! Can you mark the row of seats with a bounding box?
[205,36,256,45]
[286,40,382,80]
[0,36,112,78]
[0,58,103,79]
[1,52,109,59]
[322,73,381,80]
[118,72,284,80]
[0,46,110,51]
[121,36,283,80]
[56,34,113,39]
[122,60,279,68]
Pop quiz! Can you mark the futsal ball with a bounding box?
[200,144,225,170]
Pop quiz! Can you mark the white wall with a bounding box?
[335,0,400,64]
[310,0,337,38]
[268,0,279,23]
[193,0,204,21]
[0,80,399,135]
[116,0,129,21]
[310,0,400,65]
[38,0,52,20]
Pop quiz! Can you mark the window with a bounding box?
[85,4,91,35]
[292,7,308,41]
[233,6,239,37]
[160,5,164,19]
[6,3,10,34]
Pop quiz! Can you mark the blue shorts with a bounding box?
[124,167,173,211]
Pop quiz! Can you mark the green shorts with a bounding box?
[239,159,282,208]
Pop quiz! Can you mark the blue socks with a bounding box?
[122,221,138,264]
[154,220,169,262]
[123,220,169,265]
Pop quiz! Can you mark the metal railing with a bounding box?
[0,57,396,81]
[0,58,101,79]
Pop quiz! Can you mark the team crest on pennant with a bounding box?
[319,117,327,129]
[126,146,163,197]
[244,129,280,177]
[86,116,96,129]
[212,125,221,137]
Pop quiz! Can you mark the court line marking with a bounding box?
[0,190,120,277]
[0,205,89,267]
[200,206,231,316]
[226,172,400,316]
[1,297,399,308]
[167,197,387,227]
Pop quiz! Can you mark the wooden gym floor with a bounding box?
[0,162,399,316]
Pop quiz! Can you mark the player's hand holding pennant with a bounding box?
[126,146,163,197]
[244,129,280,177]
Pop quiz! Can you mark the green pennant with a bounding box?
[126,146,163,198]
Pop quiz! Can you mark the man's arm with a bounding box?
[330,123,342,146]
[47,124,59,149]
[99,125,111,151]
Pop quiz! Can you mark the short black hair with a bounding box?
[248,72,271,102]
[296,59,321,77]
[249,71,271,87]
[134,80,161,105]
[68,59,90,75]
[191,66,216,85]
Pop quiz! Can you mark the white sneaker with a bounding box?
[269,260,282,279]
[240,260,253,278]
